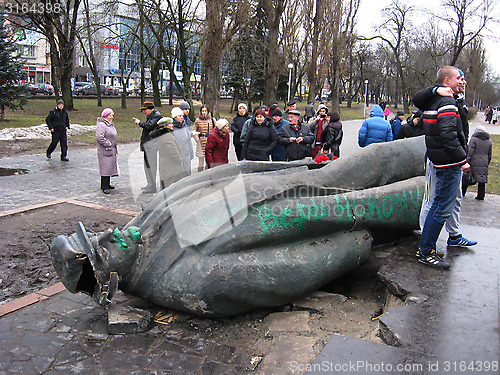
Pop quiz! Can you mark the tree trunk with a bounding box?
[264,19,281,105]
[1,105,5,121]
[204,63,220,118]
[151,60,161,107]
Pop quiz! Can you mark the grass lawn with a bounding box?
[1,97,498,195]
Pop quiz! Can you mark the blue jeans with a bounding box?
[419,165,462,255]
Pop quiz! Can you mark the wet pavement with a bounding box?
[0,115,499,374]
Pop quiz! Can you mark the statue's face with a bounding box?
[95,227,141,255]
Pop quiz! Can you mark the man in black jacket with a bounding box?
[133,101,163,193]
[415,66,471,270]
[46,99,70,161]
[278,110,314,161]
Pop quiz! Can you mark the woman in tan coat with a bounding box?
[194,105,216,172]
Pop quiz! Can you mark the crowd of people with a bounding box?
[61,99,344,196]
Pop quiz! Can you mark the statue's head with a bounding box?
[50,222,141,305]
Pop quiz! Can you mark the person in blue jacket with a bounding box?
[358,105,393,147]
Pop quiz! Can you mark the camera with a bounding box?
[320,114,326,119]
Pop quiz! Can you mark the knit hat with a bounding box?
[475,125,486,132]
[287,100,296,107]
[396,110,405,116]
[101,108,114,118]
[216,118,229,130]
[179,101,190,110]
[171,107,184,118]
[56,99,64,105]
[329,111,340,122]
[140,101,154,110]
[238,103,248,111]
[457,68,465,77]
[271,109,282,118]
[157,117,173,126]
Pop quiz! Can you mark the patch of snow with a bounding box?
[0,124,96,141]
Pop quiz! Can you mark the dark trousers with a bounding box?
[476,182,486,200]
[46,130,68,158]
[101,176,111,190]
[234,143,243,161]
[463,181,486,200]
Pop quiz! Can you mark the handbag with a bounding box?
[462,171,476,187]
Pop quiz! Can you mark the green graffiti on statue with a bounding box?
[253,186,422,236]
[254,198,328,235]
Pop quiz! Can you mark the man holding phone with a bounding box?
[307,103,329,157]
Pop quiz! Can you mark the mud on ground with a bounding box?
[0,203,135,304]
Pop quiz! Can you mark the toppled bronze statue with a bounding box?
[51,137,426,317]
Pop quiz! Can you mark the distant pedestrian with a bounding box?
[278,110,314,161]
[492,108,498,125]
[242,108,278,161]
[390,110,405,139]
[150,117,184,190]
[133,101,162,194]
[171,106,194,176]
[485,106,493,124]
[358,105,393,147]
[384,105,390,120]
[46,99,70,161]
[230,103,250,161]
[463,126,492,200]
[194,105,216,172]
[304,101,315,122]
[205,119,230,168]
[96,108,118,194]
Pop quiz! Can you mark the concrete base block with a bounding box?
[107,304,152,335]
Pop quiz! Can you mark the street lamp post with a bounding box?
[363,79,369,118]
[288,63,294,103]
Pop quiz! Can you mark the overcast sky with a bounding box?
[355,0,500,76]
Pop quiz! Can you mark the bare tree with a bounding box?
[437,0,496,65]
[10,0,82,110]
[360,0,415,113]
[326,0,359,112]
[201,0,250,117]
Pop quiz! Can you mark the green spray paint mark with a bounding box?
[255,198,328,235]
[113,228,128,250]
[113,226,141,251]
[126,226,141,242]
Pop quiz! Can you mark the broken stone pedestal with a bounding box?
[107,304,152,335]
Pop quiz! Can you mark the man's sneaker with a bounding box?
[416,248,444,258]
[447,235,477,247]
[418,250,450,269]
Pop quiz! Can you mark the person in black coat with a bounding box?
[397,110,424,139]
[133,101,163,193]
[320,110,343,157]
[278,110,314,161]
[241,108,278,161]
[46,99,70,161]
[230,103,250,160]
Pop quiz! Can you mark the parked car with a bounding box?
[34,83,54,95]
[74,83,115,96]
[73,82,91,92]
